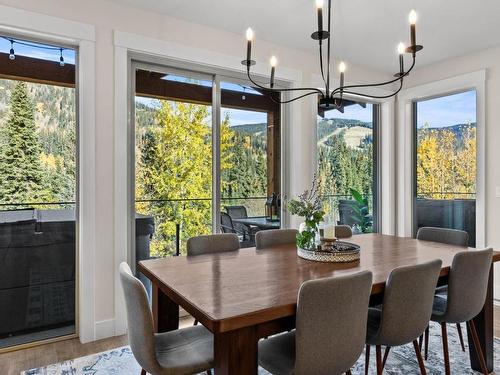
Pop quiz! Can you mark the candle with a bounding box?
[270,56,277,88]
[316,0,324,35]
[409,10,417,50]
[398,42,405,76]
[324,225,335,240]
[339,61,346,94]
[246,28,254,66]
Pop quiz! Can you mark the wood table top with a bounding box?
[138,233,500,333]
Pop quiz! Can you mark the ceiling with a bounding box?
[109,0,500,74]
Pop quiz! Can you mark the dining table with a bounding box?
[138,233,500,375]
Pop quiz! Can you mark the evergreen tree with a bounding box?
[0,82,51,205]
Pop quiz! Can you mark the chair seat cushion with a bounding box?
[365,307,382,345]
[155,325,213,374]
[258,332,296,375]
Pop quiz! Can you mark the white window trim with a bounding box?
[395,70,486,248]
[0,6,96,343]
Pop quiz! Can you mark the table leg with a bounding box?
[214,326,258,375]
[467,264,493,372]
[152,283,179,333]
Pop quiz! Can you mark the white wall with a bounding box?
[0,0,391,339]
[403,47,500,299]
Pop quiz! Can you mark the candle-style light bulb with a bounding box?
[245,28,254,67]
[270,56,277,88]
[316,0,324,37]
[409,10,417,53]
[338,61,346,99]
[338,61,346,73]
[397,43,405,77]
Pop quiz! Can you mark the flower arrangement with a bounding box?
[287,177,325,251]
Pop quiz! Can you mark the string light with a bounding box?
[2,36,71,66]
[59,48,65,67]
[9,40,14,60]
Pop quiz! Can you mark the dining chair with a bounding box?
[335,225,353,238]
[255,228,298,249]
[225,205,252,240]
[365,259,442,375]
[186,233,240,256]
[424,248,493,375]
[259,271,373,375]
[416,226,469,356]
[220,212,255,248]
[119,262,214,375]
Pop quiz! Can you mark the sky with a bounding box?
[416,90,476,128]
[0,36,76,65]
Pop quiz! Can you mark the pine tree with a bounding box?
[0,82,51,205]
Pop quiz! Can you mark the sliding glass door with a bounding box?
[133,64,281,270]
[413,90,477,246]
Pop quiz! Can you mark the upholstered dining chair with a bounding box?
[259,271,373,375]
[119,262,214,375]
[416,226,469,356]
[424,248,493,375]
[186,233,240,256]
[335,225,353,239]
[365,259,442,375]
[255,228,298,249]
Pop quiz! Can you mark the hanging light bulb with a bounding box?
[9,40,15,60]
[59,48,65,67]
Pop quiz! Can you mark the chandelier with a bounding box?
[241,0,423,113]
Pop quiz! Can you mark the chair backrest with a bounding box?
[377,259,442,346]
[119,262,160,374]
[225,205,248,219]
[445,248,493,322]
[220,212,236,234]
[295,271,373,375]
[255,228,298,249]
[335,225,352,239]
[416,227,469,247]
[187,233,240,256]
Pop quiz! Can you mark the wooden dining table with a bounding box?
[138,233,500,375]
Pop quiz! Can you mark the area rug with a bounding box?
[22,322,500,374]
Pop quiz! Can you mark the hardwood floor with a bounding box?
[1,310,500,375]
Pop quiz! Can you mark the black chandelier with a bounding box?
[241,0,423,113]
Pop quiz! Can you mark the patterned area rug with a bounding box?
[22,322,500,374]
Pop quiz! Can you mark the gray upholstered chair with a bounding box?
[335,225,353,239]
[416,226,469,356]
[365,259,442,375]
[255,229,298,250]
[259,271,373,375]
[425,248,493,375]
[186,233,240,256]
[119,262,213,375]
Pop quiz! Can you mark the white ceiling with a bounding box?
[110,0,500,74]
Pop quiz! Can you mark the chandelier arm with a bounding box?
[340,79,404,99]
[246,68,324,96]
[331,56,416,96]
[269,90,321,105]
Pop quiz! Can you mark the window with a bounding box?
[0,36,77,348]
[413,90,477,246]
[317,102,378,233]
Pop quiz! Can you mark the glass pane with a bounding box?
[220,82,281,247]
[415,90,476,246]
[0,37,77,348]
[135,69,213,261]
[317,103,376,233]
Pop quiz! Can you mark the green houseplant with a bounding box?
[287,179,325,251]
[349,188,373,233]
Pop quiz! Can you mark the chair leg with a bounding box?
[194,319,198,325]
[382,346,391,369]
[413,340,427,375]
[424,326,429,361]
[376,345,383,375]
[364,345,370,375]
[206,370,212,375]
[441,322,451,375]
[467,320,489,375]
[346,371,352,375]
[419,333,424,352]
[456,323,466,352]
[141,370,146,375]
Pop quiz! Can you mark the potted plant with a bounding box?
[349,188,373,233]
[287,179,325,251]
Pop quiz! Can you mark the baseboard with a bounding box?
[95,319,116,341]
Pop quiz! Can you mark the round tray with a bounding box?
[297,241,360,263]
